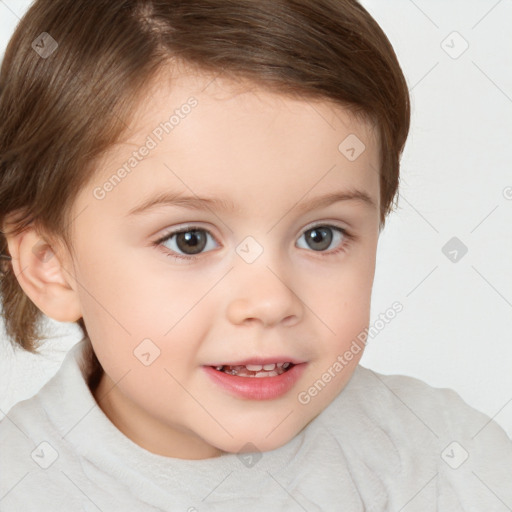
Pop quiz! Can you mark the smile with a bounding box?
[213,362,293,377]
[203,363,306,400]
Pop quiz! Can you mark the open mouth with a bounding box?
[204,361,307,400]
[211,362,295,378]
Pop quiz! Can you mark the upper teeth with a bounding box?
[214,362,291,371]
[248,364,272,371]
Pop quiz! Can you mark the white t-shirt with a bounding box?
[1,339,511,511]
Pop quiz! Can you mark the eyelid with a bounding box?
[154,220,349,243]
[155,224,220,247]
[301,219,348,233]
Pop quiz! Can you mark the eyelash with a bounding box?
[153,224,355,263]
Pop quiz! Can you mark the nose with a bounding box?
[225,261,303,328]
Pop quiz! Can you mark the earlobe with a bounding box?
[5,226,82,323]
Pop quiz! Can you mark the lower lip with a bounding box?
[203,364,307,400]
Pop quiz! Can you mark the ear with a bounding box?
[4,225,82,323]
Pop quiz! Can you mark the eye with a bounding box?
[154,226,219,261]
[296,224,353,254]
[153,223,354,263]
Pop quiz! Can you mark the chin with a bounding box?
[206,422,303,456]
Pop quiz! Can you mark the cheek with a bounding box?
[300,258,375,399]
[75,243,204,331]
[309,256,374,332]
[300,269,372,410]
[74,250,214,373]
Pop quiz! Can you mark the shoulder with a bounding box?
[0,395,78,509]
[0,342,98,511]
[317,365,512,507]
[0,393,49,470]
[348,365,510,443]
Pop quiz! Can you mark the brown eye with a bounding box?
[157,227,219,259]
[175,230,208,255]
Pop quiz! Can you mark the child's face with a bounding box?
[62,68,381,459]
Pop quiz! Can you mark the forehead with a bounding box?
[78,68,380,218]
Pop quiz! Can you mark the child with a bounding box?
[0,0,511,510]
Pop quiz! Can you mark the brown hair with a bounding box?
[0,0,410,389]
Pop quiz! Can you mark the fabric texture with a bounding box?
[1,339,511,511]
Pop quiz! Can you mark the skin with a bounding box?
[5,67,381,460]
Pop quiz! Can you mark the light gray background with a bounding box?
[1,0,511,437]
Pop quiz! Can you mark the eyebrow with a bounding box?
[126,189,376,217]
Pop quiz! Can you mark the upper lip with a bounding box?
[206,357,305,366]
